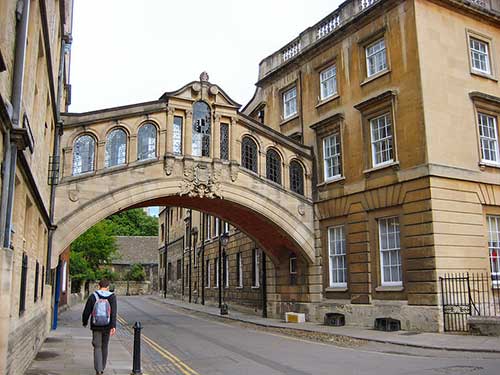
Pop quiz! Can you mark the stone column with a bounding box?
[165,106,175,155]
[0,248,13,375]
[96,140,106,170]
[213,113,221,159]
[229,117,238,162]
[184,110,193,156]
[129,134,137,162]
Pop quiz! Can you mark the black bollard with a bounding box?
[131,321,142,375]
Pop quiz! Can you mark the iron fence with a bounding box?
[440,273,500,332]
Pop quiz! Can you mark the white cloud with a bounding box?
[69,0,341,112]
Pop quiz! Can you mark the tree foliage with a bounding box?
[70,208,157,283]
[127,264,146,281]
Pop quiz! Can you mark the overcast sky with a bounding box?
[69,0,342,113]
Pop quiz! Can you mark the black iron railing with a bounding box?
[440,273,500,332]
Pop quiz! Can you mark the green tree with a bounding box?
[127,264,146,281]
[106,209,158,236]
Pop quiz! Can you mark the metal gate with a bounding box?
[440,273,500,332]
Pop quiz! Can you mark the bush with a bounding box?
[127,264,146,281]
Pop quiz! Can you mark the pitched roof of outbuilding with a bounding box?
[112,236,158,265]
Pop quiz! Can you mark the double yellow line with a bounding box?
[117,315,200,375]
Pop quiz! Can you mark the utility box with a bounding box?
[285,312,306,323]
[324,313,345,326]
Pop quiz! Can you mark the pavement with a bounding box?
[26,303,137,375]
[150,295,500,354]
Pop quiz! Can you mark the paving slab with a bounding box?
[150,295,500,354]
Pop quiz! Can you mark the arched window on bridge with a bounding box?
[266,149,282,185]
[105,128,127,167]
[241,136,258,173]
[289,160,304,195]
[192,101,211,157]
[137,123,157,160]
[72,134,95,175]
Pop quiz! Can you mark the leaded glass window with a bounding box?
[173,116,183,155]
[266,149,282,185]
[137,123,157,160]
[105,128,127,168]
[72,135,95,175]
[241,136,258,173]
[192,101,211,157]
[220,123,229,160]
[289,160,304,195]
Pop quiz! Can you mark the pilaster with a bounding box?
[185,110,193,156]
[165,106,175,155]
[213,113,221,159]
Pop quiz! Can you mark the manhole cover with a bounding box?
[44,337,63,343]
[35,351,59,360]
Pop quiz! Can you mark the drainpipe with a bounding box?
[262,254,267,318]
[46,35,68,283]
[163,207,169,298]
[0,0,30,249]
[298,70,305,144]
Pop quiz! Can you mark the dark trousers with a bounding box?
[92,330,110,373]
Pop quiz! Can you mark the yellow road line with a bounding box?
[117,314,200,375]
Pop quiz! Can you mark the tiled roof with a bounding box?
[112,236,158,265]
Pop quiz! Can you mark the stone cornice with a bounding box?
[469,91,500,105]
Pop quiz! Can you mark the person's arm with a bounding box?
[82,294,94,326]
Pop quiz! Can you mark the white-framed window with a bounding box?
[214,257,219,288]
[320,65,337,100]
[370,113,393,166]
[478,113,499,164]
[328,226,347,288]
[470,37,491,74]
[205,215,211,241]
[224,253,229,288]
[205,259,211,288]
[487,215,500,285]
[323,134,341,180]
[378,217,402,286]
[366,38,387,77]
[237,252,243,288]
[252,249,260,288]
[283,86,297,119]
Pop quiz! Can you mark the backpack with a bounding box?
[91,292,111,326]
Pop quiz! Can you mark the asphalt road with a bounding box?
[117,296,500,375]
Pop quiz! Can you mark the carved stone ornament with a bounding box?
[68,190,79,202]
[200,71,209,82]
[209,85,219,95]
[192,83,201,92]
[180,162,222,199]
[297,204,305,216]
[230,162,239,183]
[164,156,175,176]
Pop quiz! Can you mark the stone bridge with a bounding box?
[52,74,315,270]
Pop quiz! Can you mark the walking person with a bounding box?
[82,279,117,375]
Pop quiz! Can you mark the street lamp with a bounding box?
[219,232,229,315]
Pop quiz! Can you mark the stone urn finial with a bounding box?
[200,71,209,82]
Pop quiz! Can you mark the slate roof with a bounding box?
[112,236,158,265]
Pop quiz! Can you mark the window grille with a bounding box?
[173,116,183,155]
[72,135,95,175]
[105,128,127,167]
[19,253,28,315]
[192,101,211,157]
[220,123,229,160]
[266,149,282,184]
[289,160,304,195]
[241,137,258,173]
[137,123,157,160]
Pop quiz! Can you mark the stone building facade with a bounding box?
[0,0,73,373]
[242,0,500,331]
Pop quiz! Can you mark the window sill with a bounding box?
[360,69,391,87]
[251,286,260,289]
[280,114,299,126]
[236,286,243,289]
[69,170,96,180]
[375,285,404,292]
[316,94,340,109]
[470,70,498,82]
[363,161,399,176]
[479,161,500,170]
[317,176,345,188]
[325,287,348,292]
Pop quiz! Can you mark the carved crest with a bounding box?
[180,163,222,199]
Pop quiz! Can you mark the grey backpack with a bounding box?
[91,292,111,326]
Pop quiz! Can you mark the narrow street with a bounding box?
[116,296,500,375]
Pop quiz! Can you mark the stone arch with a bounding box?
[67,129,100,149]
[52,177,315,269]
